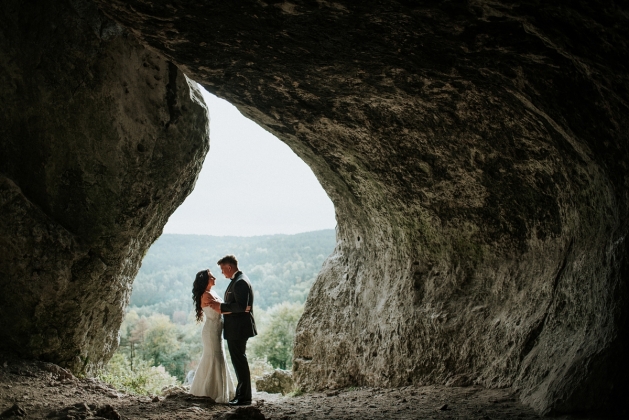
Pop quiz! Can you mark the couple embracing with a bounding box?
[190,255,257,406]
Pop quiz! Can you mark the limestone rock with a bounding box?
[0,403,26,418]
[92,0,629,414]
[255,369,294,395]
[0,0,208,372]
[2,0,629,415]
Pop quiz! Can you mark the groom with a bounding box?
[209,254,257,406]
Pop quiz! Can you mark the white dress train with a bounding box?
[190,296,235,403]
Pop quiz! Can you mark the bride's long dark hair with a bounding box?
[192,270,210,323]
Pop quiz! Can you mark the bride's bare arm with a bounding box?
[222,306,251,314]
[201,291,214,308]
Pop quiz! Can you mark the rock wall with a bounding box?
[93,1,629,413]
[0,0,209,372]
[2,0,627,414]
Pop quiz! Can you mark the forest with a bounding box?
[100,230,336,394]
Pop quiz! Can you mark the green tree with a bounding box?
[251,302,304,369]
[141,314,184,378]
[129,229,335,312]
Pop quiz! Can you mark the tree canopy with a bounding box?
[131,229,336,314]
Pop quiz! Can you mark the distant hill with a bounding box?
[129,229,336,317]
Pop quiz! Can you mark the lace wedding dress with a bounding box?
[190,295,235,403]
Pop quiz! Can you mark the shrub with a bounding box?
[98,353,178,395]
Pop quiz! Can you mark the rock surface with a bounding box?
[0,0,209,372]
[255,370,294,395]
[91,0,629,414]
[1,0,628,415]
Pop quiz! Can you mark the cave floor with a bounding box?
[0,356,618,419]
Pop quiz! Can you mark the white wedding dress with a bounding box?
[190,294,235,403]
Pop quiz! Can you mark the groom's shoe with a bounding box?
[228,398,252,406]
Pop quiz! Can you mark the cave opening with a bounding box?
[119,85,338,382]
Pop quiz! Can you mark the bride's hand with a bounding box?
[207,293,220,303]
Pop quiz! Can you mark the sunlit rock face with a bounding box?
[2,0,627,414]
[0,0,209,372]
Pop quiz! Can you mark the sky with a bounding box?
[162,86,336,237]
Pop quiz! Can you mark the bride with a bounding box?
[190,269,235,403]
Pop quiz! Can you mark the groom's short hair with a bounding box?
[217,254,238,268]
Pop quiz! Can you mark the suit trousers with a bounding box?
[227,338,251,401]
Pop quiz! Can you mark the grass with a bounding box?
[287,387,305,397]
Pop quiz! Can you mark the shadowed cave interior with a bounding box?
[0,0,628,415]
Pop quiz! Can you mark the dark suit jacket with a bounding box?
[220,271,257,340]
